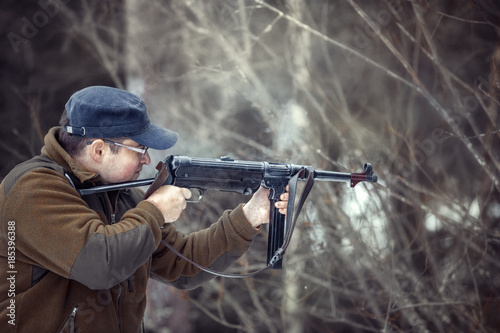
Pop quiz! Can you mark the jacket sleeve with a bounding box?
[2,168,165,290]
[150,204,261,289]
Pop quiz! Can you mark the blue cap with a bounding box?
[64,86,178,150]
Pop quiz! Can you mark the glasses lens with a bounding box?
[140,147,149,159]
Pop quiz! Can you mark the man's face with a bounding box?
[98,139,150,184]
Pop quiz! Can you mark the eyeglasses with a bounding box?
[87,139,149,159]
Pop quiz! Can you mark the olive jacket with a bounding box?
[0,127,259,332]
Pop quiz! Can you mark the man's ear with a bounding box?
[89,139,106,163]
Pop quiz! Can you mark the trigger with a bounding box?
[186,189,204,203]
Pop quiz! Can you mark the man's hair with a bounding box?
[58,110,125,157]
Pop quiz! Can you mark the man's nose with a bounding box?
[141,151,151,165]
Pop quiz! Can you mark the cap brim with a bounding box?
[129,124,179,150]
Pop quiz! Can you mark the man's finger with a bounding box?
[182,188,192,199]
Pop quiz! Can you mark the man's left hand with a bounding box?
[242,185,289,229]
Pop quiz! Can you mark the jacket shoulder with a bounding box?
[2,155,65,196]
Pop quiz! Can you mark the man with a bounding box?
[0,86,289,332]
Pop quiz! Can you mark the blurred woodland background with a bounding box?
[1,0,500,332]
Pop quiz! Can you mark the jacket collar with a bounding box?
[41,126,101,184]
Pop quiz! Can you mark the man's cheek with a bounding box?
[111,166,138,182]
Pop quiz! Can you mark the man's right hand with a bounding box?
[146,185,192,222]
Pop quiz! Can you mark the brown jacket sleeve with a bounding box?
[1,168,165,290]
[150,204,261,289]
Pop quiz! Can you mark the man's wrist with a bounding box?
[242,203,262,230]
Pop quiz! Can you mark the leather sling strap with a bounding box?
[144,162,169,199]
[159,168,315,278]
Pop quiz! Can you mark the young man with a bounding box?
[0,86,289,332]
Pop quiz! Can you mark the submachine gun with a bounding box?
[77,155,378,277]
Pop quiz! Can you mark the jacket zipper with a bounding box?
[111,190,122,224]
[70,306,78,333]
[58,306,78,333]
[110,190,123,331]
[102,191,120,224]
[116,283,122,332]
[69,306,78,333]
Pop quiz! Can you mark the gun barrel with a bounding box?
[314,166,378,188]
[314,170,352,183]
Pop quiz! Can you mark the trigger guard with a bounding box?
[186,188,204,203]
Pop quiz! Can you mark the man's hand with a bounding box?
[243,186,290,229]
[146,185,192,222]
